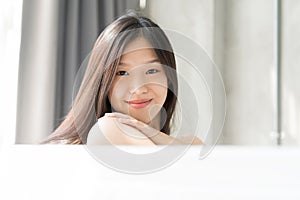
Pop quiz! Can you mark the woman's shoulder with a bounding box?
[87,116,155,145]
[86,116,113,145]
[175,134,203,145]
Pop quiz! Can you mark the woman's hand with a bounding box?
[87,115,156,145]
[105,112,199,145]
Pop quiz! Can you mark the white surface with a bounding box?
[0,145,300,200]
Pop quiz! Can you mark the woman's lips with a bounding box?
[126,99,152,109]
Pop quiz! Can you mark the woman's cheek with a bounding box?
[110,83,128,111]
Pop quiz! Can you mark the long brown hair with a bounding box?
[41,13,178,144]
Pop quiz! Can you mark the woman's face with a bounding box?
[108,37,168,124]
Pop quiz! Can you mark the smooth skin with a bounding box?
[87,37,202,145]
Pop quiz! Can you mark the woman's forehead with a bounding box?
[118,38,160,67]
[122,37,154,54]
[119,48,159,66]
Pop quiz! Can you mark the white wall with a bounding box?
[146,0,215,55]
[146,0,299,145]
[220,0,275,145]
[281,0,300,145]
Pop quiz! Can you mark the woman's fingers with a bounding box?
[118,118,145,130]
[105,113,186,145]
[117,118,159,138]
[105,112,160,138]
[118,118,138,124]
[105,112,132,119]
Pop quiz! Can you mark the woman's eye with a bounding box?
[146,69,160,74]
[116,71,129,76]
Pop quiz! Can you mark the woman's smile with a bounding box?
[126,98,153,109]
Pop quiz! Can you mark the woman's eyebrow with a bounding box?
[145,58,160,64]
[119,58,160,66]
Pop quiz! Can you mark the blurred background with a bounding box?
[1,0,299,146]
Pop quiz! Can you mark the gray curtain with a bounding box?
[16,0,139,143]
[55,0,139,129]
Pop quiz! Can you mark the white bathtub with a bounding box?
[0,145,299,200]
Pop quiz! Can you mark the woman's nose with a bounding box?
[129,77,148,95]
[129,84,148,95]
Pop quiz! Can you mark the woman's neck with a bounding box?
[148,113,163,131]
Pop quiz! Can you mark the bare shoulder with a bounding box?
[86,116,114,145]
[192,136,204,145]
[87,116,155,145]
[176,135,203,145]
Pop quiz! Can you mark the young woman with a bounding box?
[42,12,202,145]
